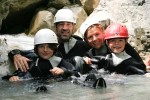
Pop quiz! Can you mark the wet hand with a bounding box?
[83,57,92,64]
[14,54,30,72]
[9,76,20,81]
[50,67,64,76]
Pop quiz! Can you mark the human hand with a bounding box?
[14,54,30,72]
[83,57,92,64]
[50,67,64,76]
[9,76,20,81]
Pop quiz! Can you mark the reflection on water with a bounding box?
[0,34,150,100]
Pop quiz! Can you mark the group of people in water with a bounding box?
[2,8,150,88]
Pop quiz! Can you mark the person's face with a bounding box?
[55,22,75,42]
[85,25,104,49]
[37,44,54,59]
[107,38,126,54]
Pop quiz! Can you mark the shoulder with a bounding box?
[72,35,83,40]
[125,43,135,50]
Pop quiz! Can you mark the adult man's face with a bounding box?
[55,22,75,42]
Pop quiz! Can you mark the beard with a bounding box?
[58,33,72,42]
[57,35,71,42]
[60,36,71,42]
[57,29,74,42]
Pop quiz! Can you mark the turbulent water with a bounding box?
[0,34,150,100]
[0,75,150,100]
[0,34,34,75]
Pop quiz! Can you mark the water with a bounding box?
[0,34,150,100]
[0,75,150,100]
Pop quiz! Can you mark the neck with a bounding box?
[95,44,107,55]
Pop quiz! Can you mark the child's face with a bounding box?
[107,38,126,54]
[37,43,54,59]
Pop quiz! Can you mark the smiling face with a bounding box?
[107,38,127,53]
[85,24,105,49]
[55,22,75,42]
[37,43,55,60]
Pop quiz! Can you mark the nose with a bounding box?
[43,46,49,51]
[114,40,119,44]
[62,23,69,30]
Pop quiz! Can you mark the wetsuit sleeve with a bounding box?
[116,58,146,75]
[8,49,36,61]
[125,43,146,71]
[2,70,27,80]
[58,59,79,78]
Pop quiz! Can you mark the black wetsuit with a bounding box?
[3,55,76,80]
[56,36,90,64]
[91,54,146,75]
[8,36,90,66]
[79,43,147,74]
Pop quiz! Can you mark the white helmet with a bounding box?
[54,9,76,24]
[80,20,100,37]
[34,28,58,45]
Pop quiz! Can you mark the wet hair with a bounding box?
[34,43,58,56]
[84,24,104,42]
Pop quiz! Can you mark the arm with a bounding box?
[125,43,146,71]
[120,58,146,75]
[57,59,79,78]
[8,49,35,60]
[2,70,27,81]
[8,49,36,72]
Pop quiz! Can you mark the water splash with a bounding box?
[0,33,34,75]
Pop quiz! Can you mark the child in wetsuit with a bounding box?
[75,21,146,75]
[3,28,76,81]
[102,23,146,75]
